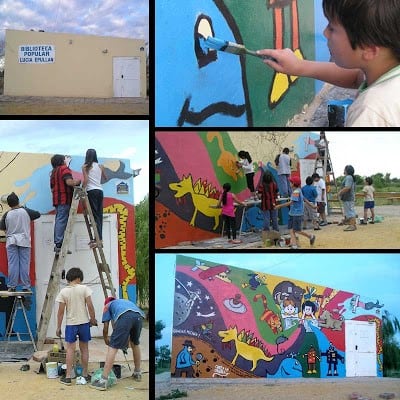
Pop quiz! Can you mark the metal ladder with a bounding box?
[36,187,117,350]
[5,292,37,352]
[314,132,342,215]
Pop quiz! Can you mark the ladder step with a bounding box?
[36,186,117,350]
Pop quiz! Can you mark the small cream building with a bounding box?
[4,29,146,98]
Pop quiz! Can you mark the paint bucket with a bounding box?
[46,362,58,379]
[99,362,121,378]
[327,99,353,127]
[112,364,121,379]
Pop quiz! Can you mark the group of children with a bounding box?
[219,150,376,248]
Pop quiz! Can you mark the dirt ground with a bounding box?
[166,205,400,250]
[156,374,400,400]
[0,326,149,400]
[0,359,149,400]
[0,96,149,115]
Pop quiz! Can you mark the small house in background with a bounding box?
[171,255,383,379]
[4,29,147,98]
[0,151,137,339]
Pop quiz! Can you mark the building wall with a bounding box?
[171,255,383,379]
[0,151,137,336]
[155,131,320,248]
[5,29,146,98]
[156,1,324,127]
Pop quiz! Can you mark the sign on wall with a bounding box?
[18,45,55,63]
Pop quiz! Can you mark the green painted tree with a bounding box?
[382,310,400,376]
[135,195,149,307]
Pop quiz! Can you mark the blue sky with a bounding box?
[0,120,149,204]
[309,132,400,178]
[0,0,148,43]
[156,253,400,348]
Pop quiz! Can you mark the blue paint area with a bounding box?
[314,2,330,93]
[14,156,133,213]
[123,284,137,303]
[267,355,303,378]
[294,132,319,160]
[155,1,248,127]
[310,324,346,377]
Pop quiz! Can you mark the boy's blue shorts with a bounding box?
[364,201,374,209]
[288,215,303,232]
[65,322,91,343]
[109,311,143,349]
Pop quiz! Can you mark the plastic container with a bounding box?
[99,362,122,379]
[328,99,353,127]
[46,362,58,379]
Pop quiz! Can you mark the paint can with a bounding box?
[327,99,353,127]
[99,362,121,378]
[46,362,58,379]
[112,364,122,379]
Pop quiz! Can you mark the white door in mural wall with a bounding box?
[34,214,119,338]
[345,320,377,377]
[113,57,140,97]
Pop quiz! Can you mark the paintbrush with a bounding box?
[204,36,276,61]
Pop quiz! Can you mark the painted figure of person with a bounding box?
[174,339,199,378]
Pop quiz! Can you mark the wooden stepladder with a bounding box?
[314,132,342,215]
[36,187,117,350]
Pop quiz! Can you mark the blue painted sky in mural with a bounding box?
[0,120,149,204]
[156,253,400,347]
[155,1,249,127]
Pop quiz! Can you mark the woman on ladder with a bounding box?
[82,149,106,248]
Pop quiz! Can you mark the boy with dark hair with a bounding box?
[258,0,400,127]
[56,267,97,386]
[360,177,375,224]
[302,176,319,230]
[275,176,316,249]
[50,154,81,255]
[0,192,40,292]
[312,173,328,227]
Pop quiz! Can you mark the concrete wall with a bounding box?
[171,255,383,379]
[0,151,136,336]
[156,1,325,127]
[155,131,320,248]
[5,29,146,98]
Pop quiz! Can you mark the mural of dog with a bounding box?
[218,326,273,371]
[169,175,221,229]
[318,310,344,331]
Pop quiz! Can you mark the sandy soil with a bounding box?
[156,374,400,400]
[0,359,149,400]
[0,97,149,115]
[166,206,400,250]
[0,326,149,400]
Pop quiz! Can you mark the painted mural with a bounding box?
[155,1,321,127]
[171,255,384,379]
[0,151,136,337]
[155,131,321,248]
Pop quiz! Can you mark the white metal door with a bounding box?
[345,320,377,377]
[113,57,140,97]
[34,214,119,337]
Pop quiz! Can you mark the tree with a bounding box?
[156,320,166,341]
[135,195,149,307]
[382,310,400,376]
